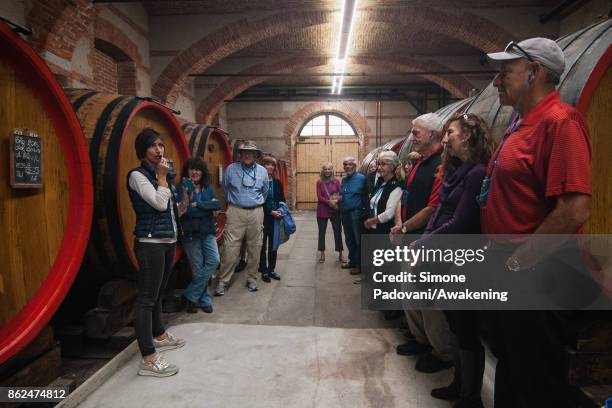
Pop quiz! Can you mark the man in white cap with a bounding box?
[215,140,269,295]
[481,38,592,407]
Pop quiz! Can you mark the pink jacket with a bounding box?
[316,178,342,218]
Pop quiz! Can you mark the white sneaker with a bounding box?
[246,280,258,292]
[153,331,185,352]
[214,283,226,296]
[138,354,178,377]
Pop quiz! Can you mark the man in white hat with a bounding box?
[481,38,592,407]
[215,140,269,295]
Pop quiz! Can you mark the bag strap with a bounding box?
[322,181,332,198]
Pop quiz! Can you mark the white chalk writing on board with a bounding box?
[11,129,43,188]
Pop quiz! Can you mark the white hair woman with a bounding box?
[363,150,403,234]
[316,162,345,263]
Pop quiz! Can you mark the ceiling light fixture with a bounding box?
[331,0,358,95]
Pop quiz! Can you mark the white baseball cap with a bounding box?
[487,37,565,76]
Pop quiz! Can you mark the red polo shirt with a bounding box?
[481,91,591,235]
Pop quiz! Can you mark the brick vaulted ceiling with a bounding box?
[135,0,563,111]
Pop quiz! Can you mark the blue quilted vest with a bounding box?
[127,162,181,239]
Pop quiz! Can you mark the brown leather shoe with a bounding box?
[349,267,361,275]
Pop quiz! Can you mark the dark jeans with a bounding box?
[478,245,577,408]
[259,216,277,273]
[446,310,482,352]
[482,310,575,408]
[316,213,343,252]
[134,241,176,357]
[341,209,362,267]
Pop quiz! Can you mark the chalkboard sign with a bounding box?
[10,129,43,188]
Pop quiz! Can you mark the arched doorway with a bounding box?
[296,113,359,209]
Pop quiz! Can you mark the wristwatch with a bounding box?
[506,256,520,272]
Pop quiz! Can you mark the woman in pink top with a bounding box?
[316,162,345,263]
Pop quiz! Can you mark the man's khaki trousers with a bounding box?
[218,205,264,287]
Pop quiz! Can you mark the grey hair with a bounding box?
[342,156,357,164]
[413,113,444,135]
[378,150,401,170]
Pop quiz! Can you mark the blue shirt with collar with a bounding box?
[341,171,366,211]
[222,161,269,207]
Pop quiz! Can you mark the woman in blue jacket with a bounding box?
[179,158,221,313]
[259,156,286,282]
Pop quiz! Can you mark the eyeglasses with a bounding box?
[505,41,535,63]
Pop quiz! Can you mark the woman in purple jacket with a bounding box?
[421,113,494,408]
[316,162,345,263]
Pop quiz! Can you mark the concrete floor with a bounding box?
[75,211,494,408]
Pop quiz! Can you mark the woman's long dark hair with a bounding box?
[180,157,210,186]
[441,113,495,174]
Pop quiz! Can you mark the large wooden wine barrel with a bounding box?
[0,23,93,364]
[465,19,611,233]
[382,137,406,153]
[181,123,232,241]
[359,146,385,174]
[231,139,246,162]
[436,97,475,124]
[397,139,415,167]
[65,89,190,274]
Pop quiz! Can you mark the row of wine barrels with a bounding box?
[180,123,232,242]
[0,23,93,364]
[64,89,191,276]
[465,19,611,233]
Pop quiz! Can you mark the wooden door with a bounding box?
[296,137,359,209]
[331,138,360,177]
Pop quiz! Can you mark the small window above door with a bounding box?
[299,113,356,137]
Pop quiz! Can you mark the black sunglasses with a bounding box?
[505,41,535,63]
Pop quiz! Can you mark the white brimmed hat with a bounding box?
[238,140,262,157]
[487,37,565,76]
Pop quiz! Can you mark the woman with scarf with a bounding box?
[421,113,494,408]
[316,162,345,263]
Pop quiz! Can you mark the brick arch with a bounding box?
[27,0,97,60]
[368,7,512,54]
[153,7,511,107]
[153,10,331,107]
[354,56,473,97]
[94,16,142,66]
[94,16,142,94]
[284,102,371,207]
[197,56,326,123]
[197,56,474,123]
